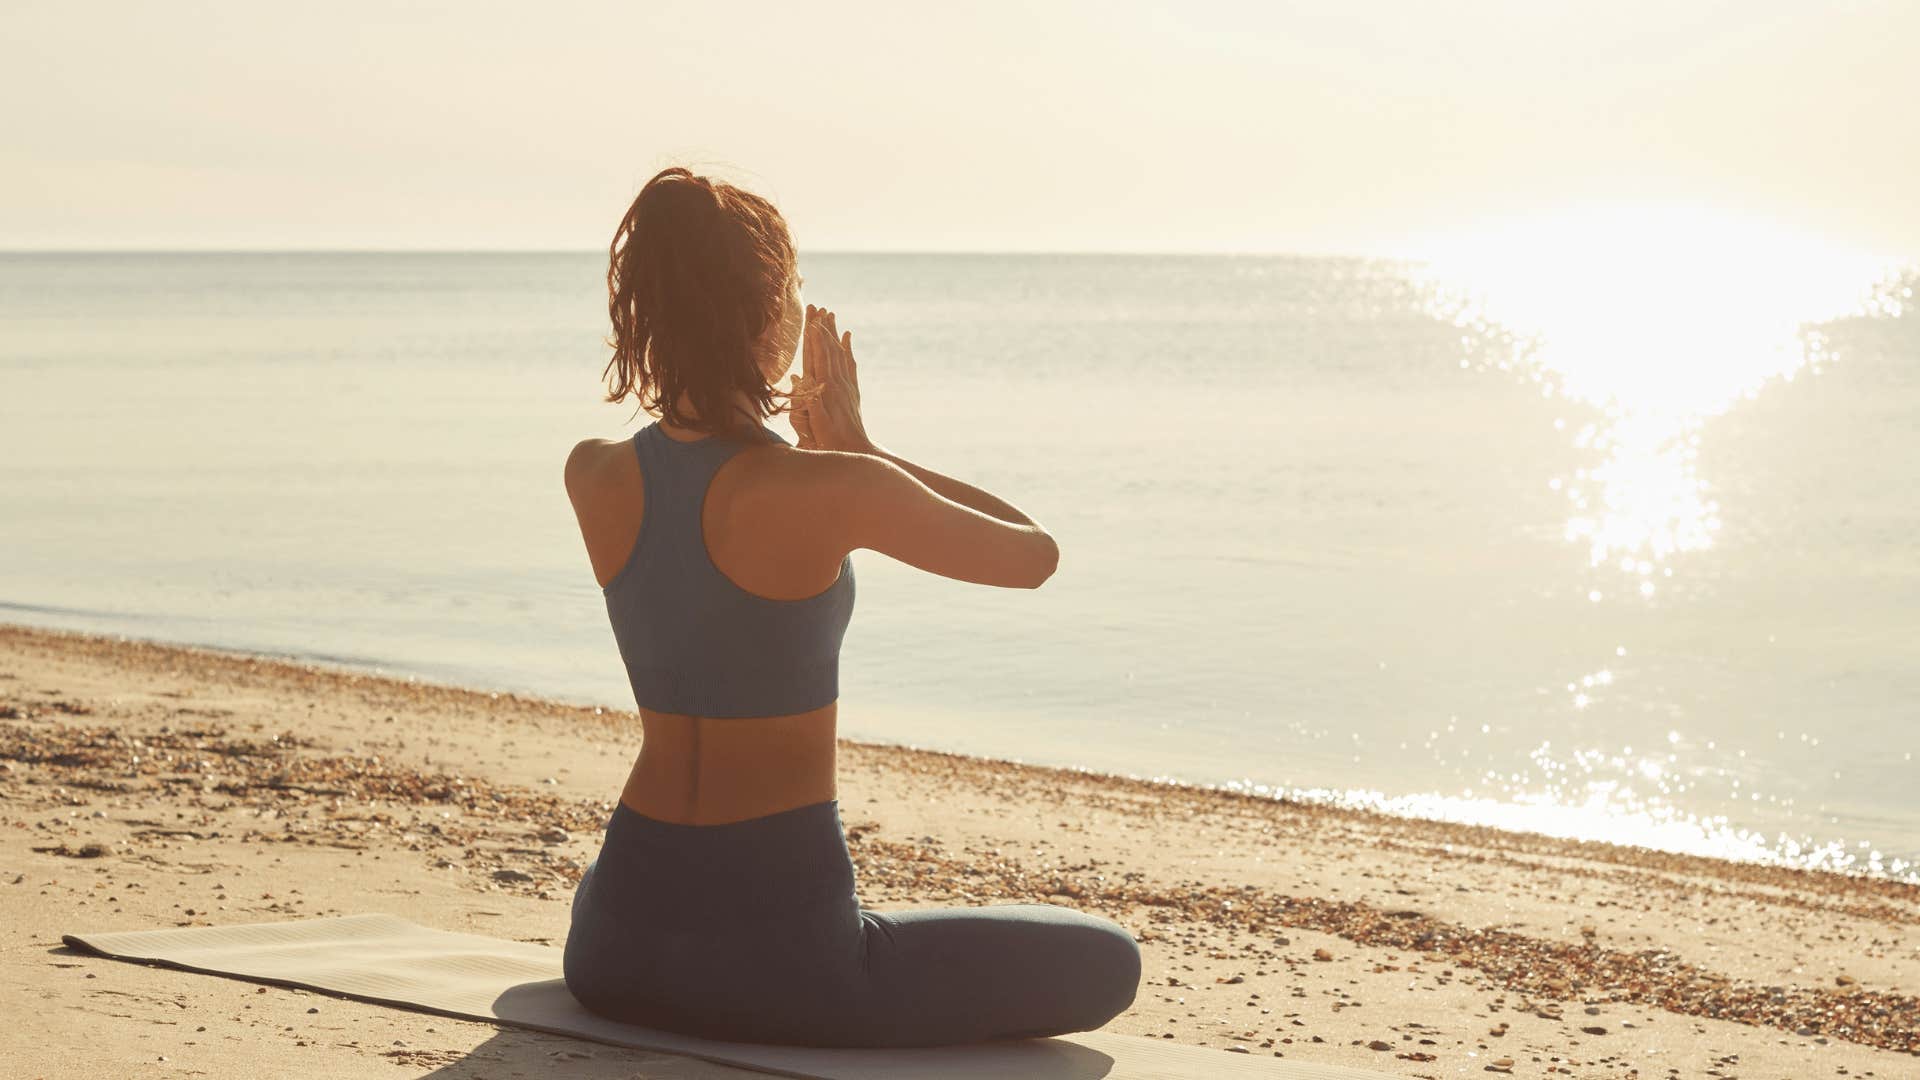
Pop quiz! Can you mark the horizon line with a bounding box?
[0,246,1420,261]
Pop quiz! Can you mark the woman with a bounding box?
[558,166,1142,1048]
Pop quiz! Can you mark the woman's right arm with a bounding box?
[862,443,1041,529]
[792,303,1058,588]
[812,448,1059,590]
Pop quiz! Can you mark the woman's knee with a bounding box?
[1082,917,1142,1022]
[1032,906,1141,1029]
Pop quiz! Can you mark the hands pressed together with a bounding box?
[788,303,874,454]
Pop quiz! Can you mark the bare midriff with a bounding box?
[619,701,840,825]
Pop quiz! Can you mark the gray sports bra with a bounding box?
[602,420,856,718]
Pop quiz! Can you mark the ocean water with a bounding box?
[2,251,1915,878]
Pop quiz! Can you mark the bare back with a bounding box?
[565,425,846,825]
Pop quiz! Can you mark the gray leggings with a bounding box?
[562,798,1141,1047]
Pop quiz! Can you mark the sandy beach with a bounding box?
[1,622,1914,1079]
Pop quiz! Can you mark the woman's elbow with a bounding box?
[1018,532,1060,589]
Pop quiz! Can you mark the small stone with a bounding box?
[1581,1025,1607,1035]
[1367,1040,1391,1051]
[1313,948,1333,962]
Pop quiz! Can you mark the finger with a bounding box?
[819,322,841,384]
[821,317,842,368]
[804,322,827,380]
[816,323,833,368]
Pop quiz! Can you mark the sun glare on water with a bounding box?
[1381,204,1916,876]
[1417,203,1905,583]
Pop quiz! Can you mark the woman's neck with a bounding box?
[662,393,763,438]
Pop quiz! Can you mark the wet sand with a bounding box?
[2,622,1915,1079]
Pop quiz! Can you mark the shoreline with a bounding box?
[3,620,1916,1078]
[6,616,1909,889]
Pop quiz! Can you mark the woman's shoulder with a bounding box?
[564,432,656,526]
[564,433,629,476]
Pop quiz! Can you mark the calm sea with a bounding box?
[2,251,1915,878]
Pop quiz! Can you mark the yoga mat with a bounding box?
[63,914,1396,1080]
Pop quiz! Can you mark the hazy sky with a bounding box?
[4,1,1915,255]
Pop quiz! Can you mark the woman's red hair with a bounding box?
[602,167,798,437]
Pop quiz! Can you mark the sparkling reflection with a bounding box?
[1396,205,1916,879]
[1418,203,1906,592]
[1216,775,1912,882]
